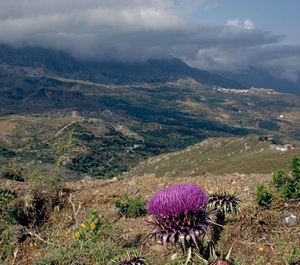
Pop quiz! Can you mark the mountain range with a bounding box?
[0,44,240,88]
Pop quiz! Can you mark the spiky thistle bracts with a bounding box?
[112,251,147,265]
[148,210,217,252]
[207,189,241,215]
[195,244,236,265]
[147,183,218,252]
[119,257,147,265]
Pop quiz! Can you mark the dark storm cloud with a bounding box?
[0,0,300,81]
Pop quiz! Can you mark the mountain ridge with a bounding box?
[2,43,299,95]
[0,43,241,88]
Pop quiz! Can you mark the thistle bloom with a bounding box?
[74,231,80,238]
[147,183,217,252]
[81,223,87,229]
[147,183,207,216]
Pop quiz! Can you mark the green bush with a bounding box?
[256,155,300,208]
[115,193,146,218]
[256,184,273,209]
[0,189,16,210]
[1,164,24,182]
[0,227,14,262]
[273,156,300,200]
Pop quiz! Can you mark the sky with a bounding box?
[1,0,300,82]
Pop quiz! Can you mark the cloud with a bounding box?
[227,19,240,27]
[0,0,299,82]
[244,19,254,30]
[227,19,254,30]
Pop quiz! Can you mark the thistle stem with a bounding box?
[185,246,192,265]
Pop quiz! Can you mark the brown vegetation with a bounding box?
[1,171,299,264]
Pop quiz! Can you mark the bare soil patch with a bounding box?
[0,119,18,134]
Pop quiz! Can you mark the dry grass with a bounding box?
[124,136,300,178]
[1,171,300,264]
[0,117,18,134]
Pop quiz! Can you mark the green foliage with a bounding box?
[272,155,300,200]
[0,188,21,225]
[258,136,268,141]
[115,193,146,218]
[0,186,62,227]
[276,238,300,265]
[35,239,121,265]
[0,226,15,262]
[273,169,287,188]
[67,129,136,178]
[256,118,280,131]
[51,129,74,187]
[35,210,120,265]
[5,205,25,223]
[256,184,273,209]
[74,209,103,241]
[256,155,300,209]
[291,155,300,180]
[0,163,24,182]
[0,189,16,210]
[0,145,16,158]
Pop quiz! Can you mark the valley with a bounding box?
[1,45,300,265]
[1,45,300,180]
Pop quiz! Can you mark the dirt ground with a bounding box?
[2,172,299,264]
[62,172,276,264]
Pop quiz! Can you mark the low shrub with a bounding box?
[0,164,24,182]
[273,156,300,200]
[256,184,273,209]
[115,193,146,218]
[256,155,300,209]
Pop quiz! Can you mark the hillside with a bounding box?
[1,110,300,181]
[1,163,300,264]
[124,136,300,178]
[1,79,300,180]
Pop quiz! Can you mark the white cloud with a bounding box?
[227,19,255,30]
[244,19,254,30]
[227,19,240,27]
[0,0,299,82]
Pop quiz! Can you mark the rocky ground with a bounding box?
[2,172,299,264]
[62,172,297,264]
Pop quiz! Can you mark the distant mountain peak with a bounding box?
[0,43,241,88]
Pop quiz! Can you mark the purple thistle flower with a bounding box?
[147,183,218,252]
[147,183,207,216]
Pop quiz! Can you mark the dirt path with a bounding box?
[42,121,76,143]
